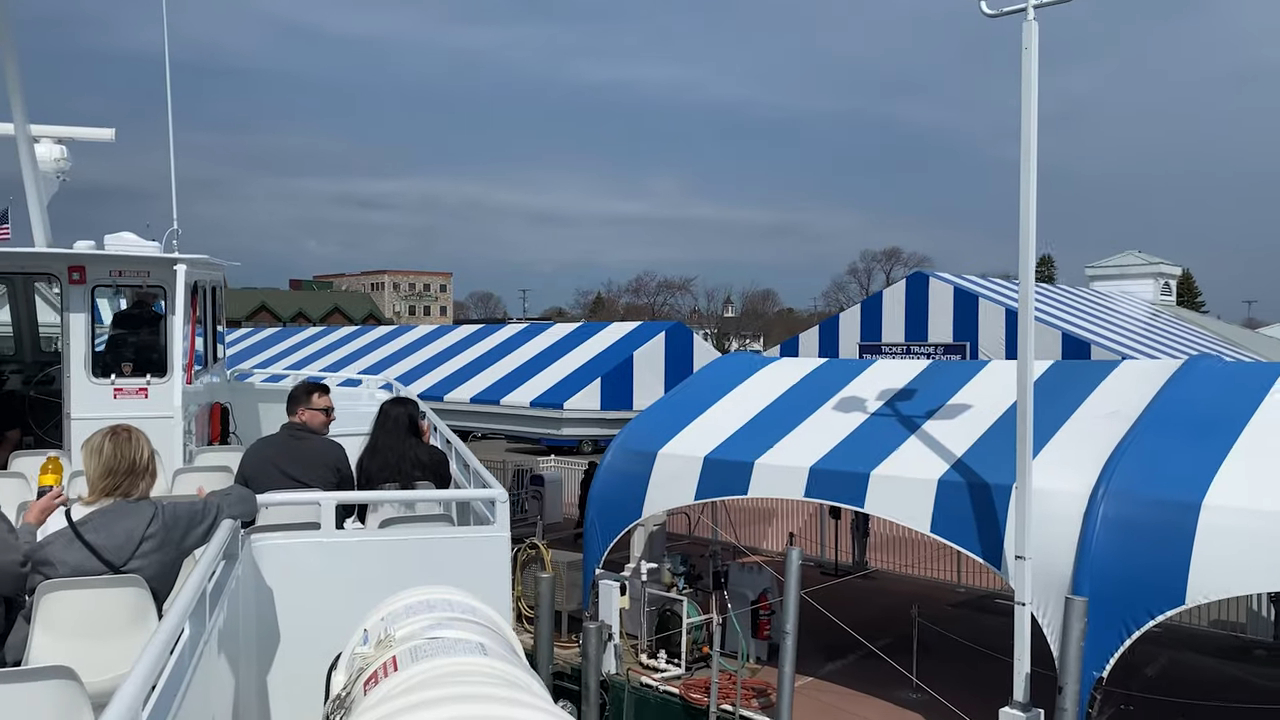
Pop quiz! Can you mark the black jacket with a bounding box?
[234,422,356,526]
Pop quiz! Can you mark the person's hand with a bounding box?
[23,487,67,528]
[197,486,207,499]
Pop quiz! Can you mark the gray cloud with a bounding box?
[3,0,1280,322]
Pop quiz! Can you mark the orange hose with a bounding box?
[678,671,776,711]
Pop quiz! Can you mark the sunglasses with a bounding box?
[419,410,427,422]
[303,406,335,418]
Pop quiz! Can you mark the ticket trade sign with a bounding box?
[857,343,970,360]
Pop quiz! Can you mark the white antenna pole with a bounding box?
[0,0,53,248]
[977,2,1074,719]
[161,0,181,253]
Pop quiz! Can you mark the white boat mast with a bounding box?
[0,1,117,248]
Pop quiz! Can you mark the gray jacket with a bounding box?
[1,484,257,666]
[0,513,26,600]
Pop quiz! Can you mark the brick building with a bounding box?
[312,270,454,326]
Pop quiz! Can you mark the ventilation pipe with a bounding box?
[325,586,569,720]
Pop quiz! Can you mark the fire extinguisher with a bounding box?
[750,589,775,641]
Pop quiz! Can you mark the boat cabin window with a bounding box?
[210,284,224,365]
[92,285,169,379]
[189,281,206,376]
[0,281,14,356]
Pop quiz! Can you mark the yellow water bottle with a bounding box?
[36,453,63,499]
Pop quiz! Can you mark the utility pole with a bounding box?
[977,1,1076,718]
[518,288,531,321]
[1243,299,1258,324]
[810,297,820,318]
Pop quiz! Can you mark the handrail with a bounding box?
[978,0,1074,18]
[226,365,504,495]
[97,518,240,720]
[257,489,506,505]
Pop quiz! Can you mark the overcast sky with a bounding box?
[3,1,1277,321]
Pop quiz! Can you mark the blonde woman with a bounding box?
[2,424,257,667]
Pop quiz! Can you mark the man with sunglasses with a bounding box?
[234,380,356,527]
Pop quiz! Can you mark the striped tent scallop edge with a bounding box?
[581,352,1280,717]
[221,322,720,413]
[768,271,1262,361]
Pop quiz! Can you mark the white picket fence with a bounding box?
[477,454,1277,642]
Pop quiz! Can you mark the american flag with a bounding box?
[0,206,9,241]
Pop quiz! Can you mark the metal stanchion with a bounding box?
[709,618,722,720]
[535,571,555,691]
[775,545,803,720]
[581,621,604,720]
[909,603,922,699]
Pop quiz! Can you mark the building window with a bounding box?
[439,304,448,317]
[393,282,401,292]
[438,283,448,294]
[407,305,417,316]
[423,305,432,317]
[91,284,168,379]
[407,282,416,291]
[360,283,367,292]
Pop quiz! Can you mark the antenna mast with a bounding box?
[161,0,181,253]
[518,289,531,321]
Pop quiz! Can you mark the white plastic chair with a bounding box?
[256,488,323,526]
[190,445,245,473]
[64,470,89,501]
[0,664,95,720]
[163,544,206,613]
[6,450,68,486]
[22,575,160,708]
[168,465,234,496]
[0,470,35,524]
[152,449,170,495]
[378,512,456,529]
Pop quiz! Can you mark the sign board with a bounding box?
[108,269,151,278]
[113,387,149,400]
[857,342,969,360]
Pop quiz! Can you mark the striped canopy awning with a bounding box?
[582,353,1280,716]
[768,271,1261,361]
[224,322,719,412]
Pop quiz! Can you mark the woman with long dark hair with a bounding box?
[354,397,452,526]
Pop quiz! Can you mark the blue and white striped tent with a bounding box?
[768,271,1262,361]
[223,321,719,412]
[582,352,1280,716]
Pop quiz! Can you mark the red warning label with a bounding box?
[113,387,149,400]
[362,655,399,696]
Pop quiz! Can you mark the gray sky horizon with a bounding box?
[2,1,1277,324]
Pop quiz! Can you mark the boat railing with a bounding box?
[97,518,241,720]
[98,486,513,720]
[227,365,505,501]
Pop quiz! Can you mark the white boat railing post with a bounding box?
[977,1,1076,718]
[0,0,53,248]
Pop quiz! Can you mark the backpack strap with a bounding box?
[64,506,124,575]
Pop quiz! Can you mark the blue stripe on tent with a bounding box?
[929,361,1120,567]
[276,328,370,373]
[803,361,988,509]
[341,326,451,387]
[1071,355,1280,715]
[818,314,840,358]
[692,360,872,502]
[469,323,609,406]
[953,288,979,360]
[905,272,930,342]
[227,327,306,368]
[1005,308,1017,360]
[1061,333,1092,360]
[323,325,415,381]
[533,323,668,409]
[664,324,694,392]
[259,327,345,383]
[419,323,555,402]
[860,293,883,342]
[601,355,634,411]
[581,352,775,609]
[778,334,799,358]
[394,324,507,388]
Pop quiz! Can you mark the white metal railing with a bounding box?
[98,519,240,720]
[256,488,509,532]
[227,365,505,507]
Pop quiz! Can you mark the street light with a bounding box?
[976,2,1076,720]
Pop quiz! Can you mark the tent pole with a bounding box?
[1054,595,1088,720]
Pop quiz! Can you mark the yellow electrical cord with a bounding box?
[511,538,581,648]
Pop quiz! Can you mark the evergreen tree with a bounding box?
[1035,252,1058,284]
[1176,268,1206,313]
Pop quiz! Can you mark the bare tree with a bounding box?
[541,305,574,320]
[453,299,473,321]
[461,290,508,319]
[821,246,933,311]
[571,272,698,321]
